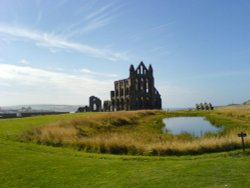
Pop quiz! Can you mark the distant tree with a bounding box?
[196,102,214,110]
[200,103,204,110]
[204,102,209,110]
[27,106,32,112]
[208,103,214,110]
[195,104,200,110]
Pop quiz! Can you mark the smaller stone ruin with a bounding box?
[76,105,89,112]
[77,96,102,112]
[89,96,102,112]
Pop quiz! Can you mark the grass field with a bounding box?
[0,105,250,187]
[20,109,250,155]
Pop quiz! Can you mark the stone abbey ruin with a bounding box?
[77,61,162,112]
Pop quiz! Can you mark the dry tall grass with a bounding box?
[21,108,250,155]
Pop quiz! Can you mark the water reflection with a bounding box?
[162,117,222,136]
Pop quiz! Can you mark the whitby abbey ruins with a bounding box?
[77,62,162,112]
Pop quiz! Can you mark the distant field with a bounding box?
[0,105,250,187]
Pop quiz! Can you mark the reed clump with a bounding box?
[21,107,250,156]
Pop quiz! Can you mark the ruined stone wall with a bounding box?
[111,62,161,111]
[77,62,162,113]
[89,96,102,112]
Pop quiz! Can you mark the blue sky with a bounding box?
[0,0,250,108]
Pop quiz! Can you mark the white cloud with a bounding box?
[0,82,9,87]
[0,24,129,61]
[19,59,29,65]
[0,64,113,106]
[80,68,118,78]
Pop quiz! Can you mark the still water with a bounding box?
[162,117,222,136]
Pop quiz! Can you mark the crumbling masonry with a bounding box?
[77,62,162,112]
[108,61,161,111]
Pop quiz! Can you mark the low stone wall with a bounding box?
[0,112,69,119]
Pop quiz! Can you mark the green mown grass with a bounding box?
[1,106,250,187]
[1,138,250,187]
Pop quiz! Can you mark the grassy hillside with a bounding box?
[0,106,250,187]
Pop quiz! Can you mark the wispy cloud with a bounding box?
[85,4,113,21]
[19,58,30,65]
[64,3,118,37]
[210,71,250,77]
[80,68,118,78]
[56,0,69,7]
[0,64,113,105]
[148,22,175,33]
[0,24,129,61]
[130,22,174,42]
[35,0,41,6]
[149,45,172,57]
[184,70,250,80]
[36,10,43,25]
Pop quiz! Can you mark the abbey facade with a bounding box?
[108,61,161,111]
[77,62,162,112]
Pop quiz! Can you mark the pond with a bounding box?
[162,117,222,136]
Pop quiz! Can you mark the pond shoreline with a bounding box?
[162,116,223,137]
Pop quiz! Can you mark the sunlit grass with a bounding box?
[1,107,250,187]
[20,106,250,155]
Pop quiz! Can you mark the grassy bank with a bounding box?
[1,106,250,187]
[20,106,250,155]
